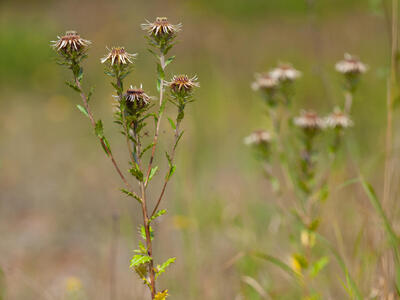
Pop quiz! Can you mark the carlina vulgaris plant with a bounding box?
[51,16,199,300]
[244,59,361,298]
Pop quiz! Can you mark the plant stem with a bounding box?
[344,91,353,114]
[134,130,156,298]
[151,121,181,217]
[145,54,166,187]
[73,77,137,198]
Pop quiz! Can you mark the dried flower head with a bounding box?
[270,64,302,81]
[335,53,367,75]
[294,110,325,130]
[123,85,151,109]
[167,75,199,93]
[244,130,272,146]
[251,73,279,91]
[101,47,137,65]
[141,17,182,37]
[325,108,353,129]
[51,30,91,52]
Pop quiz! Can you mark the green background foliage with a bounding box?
[0,0,396,299]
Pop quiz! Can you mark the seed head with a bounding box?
[324,108,353,129]
[251,73,279,91]
[167,75,199,93]
[124,85,151,108]
[270,64,302,82]
[51,30,91,52]
[335,53,367,75]
[141,17,182,37]
[244,130,272,146]
[101,47,137,65]
[294,110,325,130]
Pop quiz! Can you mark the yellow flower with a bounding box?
[155,290,169,300]
[300,230,316,248]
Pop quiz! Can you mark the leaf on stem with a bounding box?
[76,104,89,118]
[155,257,176,279]
[129,164,144,182]
[150,209,167,222]
[130,254,152,268]
[120,188,142,203]
[149,166,159,182]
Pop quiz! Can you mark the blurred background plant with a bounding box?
[0,0,399,299]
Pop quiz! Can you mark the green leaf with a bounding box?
[310,257,329,278]
[166,165,176,180]
[87,86,95,102]
[130,255,152,268]
[164,56,175,67]
[129,164,144,182]
[167,117,176,130]
[65,80,81,93]
[140,225,154,241]
[150,209,167,222]
[77,67,84,82]
[140,143,154,159]
[100,136,112,156]
[156,78,161,92]
[149,166,158,182]
[157,63,165,80]
[120,188,142,203]
[95,120,104,138]
[76,104,89,118]
[155,257,176,279]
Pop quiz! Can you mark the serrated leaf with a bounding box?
[150,209,167,222]
[155,257,176,279]
[130,255,152,268]
[76,104,89,117]
[140,225,154,241]
[149,166,158,182]
[129,164,144,182]
[120,188,142,203]
[65,80,81,93]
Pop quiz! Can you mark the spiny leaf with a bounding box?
[150,209,167,222]
[130,255,152,268]
[155,257,176,279]
[65,80,81,93]
[140,225,154,241]
[154,290,169,300]
[120,188,142,203]
[129,164,144,182]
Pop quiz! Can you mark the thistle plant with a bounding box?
[244,58,364,298]
[51,17,198,300]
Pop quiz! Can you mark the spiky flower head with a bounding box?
[244,130,272,146]
[335,53,367,75]
[252,73,279,91]
[294,110,325,130]
[101,47,137,65]
[324,108,353,129]
[270,64,302,82]
[167,75,199,94]
[141,17,182,37]
[51,30,91,52]
[123,85,151,109]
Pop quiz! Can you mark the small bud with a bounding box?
[335,53,367,75]
[324,108,353,129]
[244,130,272,146]
[294,110,325,131]
[101,47,137,65]
[51,30,91,52]
[270,63,301,82]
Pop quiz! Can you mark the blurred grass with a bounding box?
[0,0,397,299]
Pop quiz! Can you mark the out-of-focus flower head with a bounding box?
[324,107,353,129]
[270,63,302,82]
[294,110,325,131]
